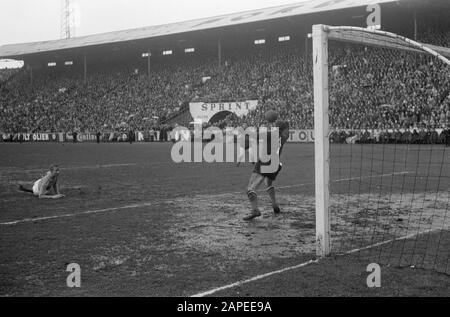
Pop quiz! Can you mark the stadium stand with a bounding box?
[0,3,449,142]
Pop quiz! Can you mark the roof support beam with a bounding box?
[83,50,87,84]
[413,9,418,41]
[29,64,33,86]
[304,26,310,73]
[218,38,222,71]
[147,51,151,81]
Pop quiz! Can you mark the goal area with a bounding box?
[312,24,450,275]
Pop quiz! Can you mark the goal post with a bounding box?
[313,24,331,257]
[312,24,450,259]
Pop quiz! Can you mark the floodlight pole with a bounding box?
[304,32,309,73]
[312,24,331,257]
[147,52,151,80]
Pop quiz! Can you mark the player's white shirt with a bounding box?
[32,172,52,196]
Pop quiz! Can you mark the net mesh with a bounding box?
[324,29,450,274]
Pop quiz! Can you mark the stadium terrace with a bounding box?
[0,0,449,139]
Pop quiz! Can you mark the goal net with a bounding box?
[312,25,450,275]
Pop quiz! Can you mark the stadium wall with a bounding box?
[5,129,448,144]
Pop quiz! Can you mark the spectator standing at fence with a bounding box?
[394,129,403,144]
[444,129,450,147]
[128,129,134,144]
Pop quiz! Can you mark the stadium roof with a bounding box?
[0,0,400,59]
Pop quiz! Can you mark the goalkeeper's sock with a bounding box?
[267,186,280,213]
[247,190,258,211]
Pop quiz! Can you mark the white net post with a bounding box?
[313,24,331,257]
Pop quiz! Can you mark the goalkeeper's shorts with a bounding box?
[253,161,283,181]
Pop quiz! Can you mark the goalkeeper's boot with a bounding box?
[273,206,281,215]
[243,209,262,221]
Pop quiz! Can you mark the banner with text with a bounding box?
[189,100,258,123]
[288,130,314,143]
[1,133,63,142]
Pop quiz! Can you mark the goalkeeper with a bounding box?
[244,121,290,221]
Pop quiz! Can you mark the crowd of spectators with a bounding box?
[0,68,20,83]
[0,26,449,135]
[210,28,450,131]
[331,128,450,145]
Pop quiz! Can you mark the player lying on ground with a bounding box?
[19,165,65,199]
[244,120,290,221]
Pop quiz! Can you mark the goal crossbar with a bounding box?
[326,26,450,64]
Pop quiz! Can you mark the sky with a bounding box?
[0,0,308,47]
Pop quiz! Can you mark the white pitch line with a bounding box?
[49,163,138,171]
[342,226,448,255]
[0,163,138,174]
[0,171,411,226]
[191,259,320,297]
[277,171,411,190]
[227,171,411,195]
[65,163,138,170]
[0,202,155,226]
[190,226,445,297]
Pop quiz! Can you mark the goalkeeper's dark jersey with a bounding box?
[253,123,289,180]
